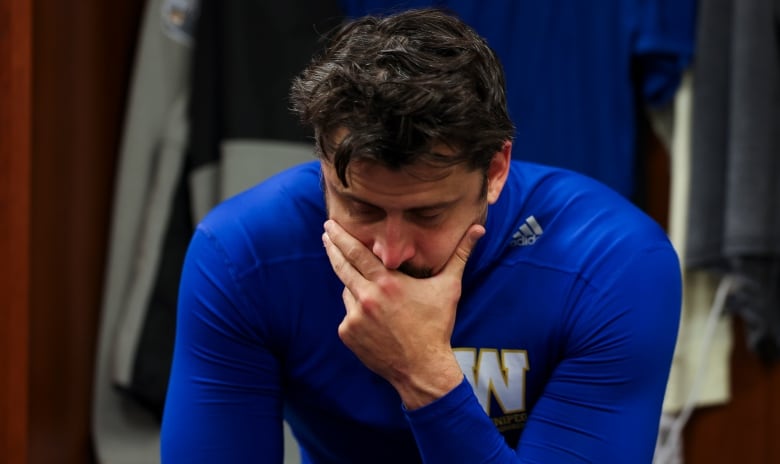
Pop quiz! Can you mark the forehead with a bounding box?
[320,126,482,201]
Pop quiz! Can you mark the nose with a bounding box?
[371,216,415,270]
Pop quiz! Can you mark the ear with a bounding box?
[486,141,512,205]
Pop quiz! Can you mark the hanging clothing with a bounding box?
[340,0,697,199]
[104,0,343,428]
[686,0,780,361]
[664,72,733,416]
[93,0,194,462]
[654,71,735,464]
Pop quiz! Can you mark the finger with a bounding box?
[442,224,485,279]
[323,230,367,291]
[324,220,384,279]
[341,287,355,314]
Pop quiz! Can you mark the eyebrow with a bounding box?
[331,182,459,213]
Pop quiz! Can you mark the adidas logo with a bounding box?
[510,215,543,247]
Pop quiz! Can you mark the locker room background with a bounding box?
[2,0,779,463]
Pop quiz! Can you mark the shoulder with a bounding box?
[196,160,327,272]
[507,163,682,343]
[504,161,678,285]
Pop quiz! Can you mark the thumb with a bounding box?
[443,224,486,278]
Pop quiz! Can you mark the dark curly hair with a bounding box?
[290,8,515,186]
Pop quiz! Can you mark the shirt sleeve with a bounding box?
[160,227,285,463]
[405,245,682,463]
[633,0,698,107]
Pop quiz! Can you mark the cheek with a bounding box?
[349,228,375,251]
[415,231,461,270]
[329,216,375,250]
[425,212,484,271]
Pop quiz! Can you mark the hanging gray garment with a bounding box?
[109,0,344,422]
[686,0,780,360]
[726,257,780,360]
[92,0,193,462]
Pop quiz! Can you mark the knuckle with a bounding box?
[374,274,398,293]
[355,289,378,312]
[345,243,362,263]
[337,320,352,343]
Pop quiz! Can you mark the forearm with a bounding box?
[405,378,518,464]
[162,227,285,462]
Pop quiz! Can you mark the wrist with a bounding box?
[392,355,464,410]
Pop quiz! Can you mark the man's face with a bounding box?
[322,142,509,278]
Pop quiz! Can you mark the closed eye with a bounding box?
[347,201,385,221]
[408,209,446,226]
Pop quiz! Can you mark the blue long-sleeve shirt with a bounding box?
[161,160,681,463]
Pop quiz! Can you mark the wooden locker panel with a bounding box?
[684,320,780,463]
[0,0,145,462]
[27,2,144,462]
[0,0,32,462]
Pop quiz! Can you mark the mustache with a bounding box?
[398,262,433,279]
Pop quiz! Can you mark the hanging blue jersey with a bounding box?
[339,0,696,198]
[161,160,681,463]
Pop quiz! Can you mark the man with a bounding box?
[161,8,681,463]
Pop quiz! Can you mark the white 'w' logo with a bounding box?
[454,348,529,415]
